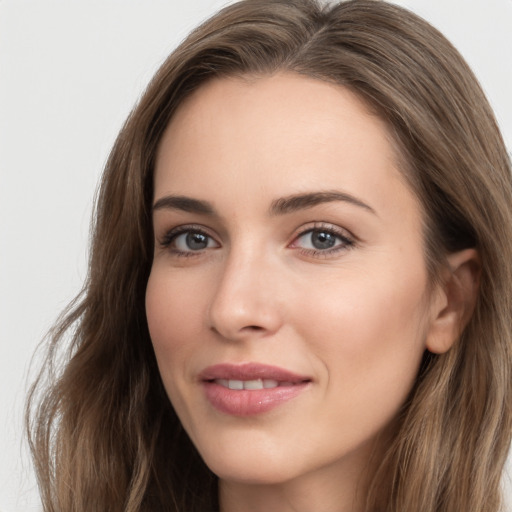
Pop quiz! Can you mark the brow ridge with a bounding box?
[270,191,375,216]
[152,190,376,217]
[152,195,216,215]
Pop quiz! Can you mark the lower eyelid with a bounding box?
[157,223,354,256]
[158,227,222,257]
[291,225,354,246]
[159,225,212,244]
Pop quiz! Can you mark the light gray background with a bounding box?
[1,1,511,511]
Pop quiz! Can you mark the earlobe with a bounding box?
[425,248,480,354]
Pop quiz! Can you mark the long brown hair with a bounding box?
[27,1,512,511]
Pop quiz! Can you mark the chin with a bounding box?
[197,443,306,485]
[211,462,300,486]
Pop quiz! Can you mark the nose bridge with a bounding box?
[208,240,282,340]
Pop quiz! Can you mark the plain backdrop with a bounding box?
[1,1,511,511]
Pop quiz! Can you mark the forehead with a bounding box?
[154,72,420,224]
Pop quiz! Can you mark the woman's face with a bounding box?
[146,73,438,486]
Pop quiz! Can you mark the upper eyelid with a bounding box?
[157,221,356,246]
[160,223,216,237]
[291,222,355,241]
[158,224,220,246]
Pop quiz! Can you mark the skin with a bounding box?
[146,73,470,512]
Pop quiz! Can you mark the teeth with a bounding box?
[214,378,284,390]
[228,379,244,390]
[244,379,264,390]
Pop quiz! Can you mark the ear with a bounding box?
[425,248,480,354]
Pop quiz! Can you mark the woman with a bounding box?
[27,0,512,511]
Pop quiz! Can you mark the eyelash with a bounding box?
[291,222,355,258]
[158,222,355,258]
[159,224,217,258]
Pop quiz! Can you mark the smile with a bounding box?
[214,379,296,390]
[199,363,311,416]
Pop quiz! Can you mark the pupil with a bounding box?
[186,232,208,250]
[312,231,336,250]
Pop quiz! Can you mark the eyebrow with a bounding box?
[152,190,376,217]
[152,195,216,215]
[269,191,376,216]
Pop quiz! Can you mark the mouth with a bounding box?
[199,363,312,416]
[211,378,301,390]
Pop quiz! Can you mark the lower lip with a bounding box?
[203,381,309,416]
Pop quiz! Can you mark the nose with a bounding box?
[208,248,284,342]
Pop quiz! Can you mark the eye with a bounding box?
[299,230,339,250]
[160,226,220,255]
[291,224,354,256]
[174,231,217,251]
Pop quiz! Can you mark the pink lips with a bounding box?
[199,363,311,416]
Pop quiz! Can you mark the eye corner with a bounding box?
[289,222,356,258]
[158,224,221,257]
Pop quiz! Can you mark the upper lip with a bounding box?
[199,363,311,383]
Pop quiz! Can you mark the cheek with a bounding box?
[294,260,429,413]
[145,268,212,432]
[298,251,429,348]
[145,269,204,370]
